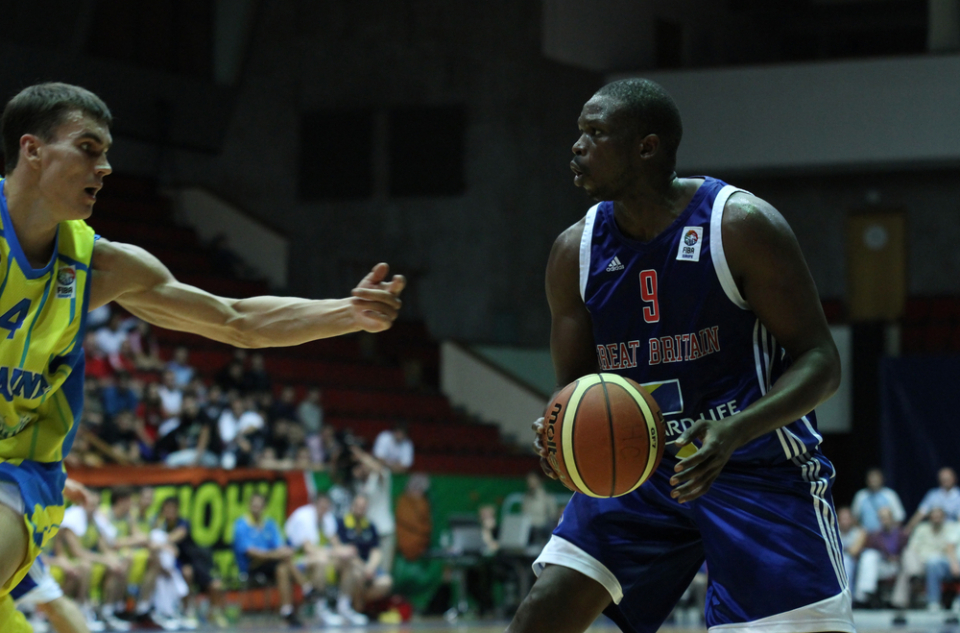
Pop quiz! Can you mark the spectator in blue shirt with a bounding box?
[907,467,960,532]
[233,492,303,626]
[851,468,906,533]
[101,371,139,420]
[336,494,393,623]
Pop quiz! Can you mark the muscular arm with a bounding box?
[89,239,405,348]
[671,193,840,501]
[546,220,599,388]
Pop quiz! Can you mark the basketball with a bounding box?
[542,373,666,498]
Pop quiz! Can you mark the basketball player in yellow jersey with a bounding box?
[0,83,405,632]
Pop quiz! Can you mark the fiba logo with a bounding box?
[56,266,76,299]
[684,230,699,246]
[677,226,703,262]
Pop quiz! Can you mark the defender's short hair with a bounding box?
[1,82,112,173]
[595,78,683,171]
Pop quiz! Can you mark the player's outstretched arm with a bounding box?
[671,193,841,502]
[89,238,405,348]
[533,221,600,479]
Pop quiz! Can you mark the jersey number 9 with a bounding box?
[639,270,659,323]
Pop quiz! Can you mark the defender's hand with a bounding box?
[351,263,406,333]
[532,417,558,480]
[670,417,744,504]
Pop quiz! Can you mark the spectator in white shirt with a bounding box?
[157,370,184,419]
[217,397,264,468]
[372,423,413,473]
[285,494,357,626]
[94,313,130,356]
[892,506,960,610]
[852,468,906,533]
[350,445,395,573]
[907,467,960,532]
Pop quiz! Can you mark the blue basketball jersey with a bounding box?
[580,177,821,465]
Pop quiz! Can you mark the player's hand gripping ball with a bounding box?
[541,373,665,497]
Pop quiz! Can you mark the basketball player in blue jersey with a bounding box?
[0,82,405,632]
[509,78,854,633]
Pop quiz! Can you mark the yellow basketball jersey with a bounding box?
[0,179,95,595]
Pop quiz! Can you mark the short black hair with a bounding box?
[1,82,112,173]
[111,487,134,506]
[161,496,180,508]
[594,78,683,172]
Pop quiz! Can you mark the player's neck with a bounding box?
[3,177,60,268]
[612,175,699,242]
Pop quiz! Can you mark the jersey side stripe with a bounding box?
[708,185,750,310]
[579,205,600,303]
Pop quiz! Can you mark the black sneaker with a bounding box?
[283,610,304,628]
[133,610,164,630]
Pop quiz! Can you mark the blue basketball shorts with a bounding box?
[533,451,854,633]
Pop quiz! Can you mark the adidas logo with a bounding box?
[606,256,624,272]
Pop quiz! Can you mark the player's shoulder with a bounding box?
[722,191,790,235]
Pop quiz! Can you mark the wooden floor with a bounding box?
[188,609,960,633]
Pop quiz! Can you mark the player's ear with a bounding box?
[638,134,660,160]
[19,134,43,169]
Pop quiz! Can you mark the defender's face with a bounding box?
[570,95,640,201]
[35,110,112,221]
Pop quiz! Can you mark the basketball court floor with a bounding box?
[168,609,960,632]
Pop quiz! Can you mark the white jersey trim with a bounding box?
[14,559,64,606]
[579,205,601,303]
[708,589,854,633]
[532,534,624,604]
[709,185,750,310]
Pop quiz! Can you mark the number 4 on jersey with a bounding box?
[639,270,659,323]
[0,299,31,339]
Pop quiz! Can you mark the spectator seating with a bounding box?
[87,175,537,476]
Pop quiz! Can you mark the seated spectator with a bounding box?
[855,506,909,608]
[101,409,151,464]
[127,319,164,372]
[907,467,960,531]
[892,506,960,610]
[203,384,227,421]
[337,494,394,622]
[395,473,432,562]
[243,353,271,395]
[351,445,396,573]
[104,488,167,624]
[101,371,140,420]
[157,496,227,627]
[285,493,363,626]
[138,381,165,441]
[522,472,559,545]
[157,394,220,467]
[157,370,184,419]
[270,386,298,424]
[467,504,501,616]
[233,492,305,627]
[297,388,324,463]
[95,312,131,357]
[84,332,112,379]
[372,422,414,473]
[218,396,265,468]
[852,468,906,533]
[838,506,866,593]
[109,339,139,374]
[165,346,196,388]
[319,425,342,470]
[216,360,246,394]
[137,487,157,533]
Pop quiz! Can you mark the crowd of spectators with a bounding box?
[840,466,960,615]
[74,308,409,475]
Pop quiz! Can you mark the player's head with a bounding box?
[161,496,180,522]
[351,493,369,518]
[836,506,854,531]
[1,82,113,217]
[250,491,267,519]
[571,78,682,200]
[314,492,331,515]
[111,487,135,517]
[877,506,896,529]
[865,468,884,491]
[939,467,957,490]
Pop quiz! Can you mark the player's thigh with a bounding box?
[697,456,853,631]
[507,564,611,633]
[38,595,89,633]
[0,503,29,591]
[537,472,705,633]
